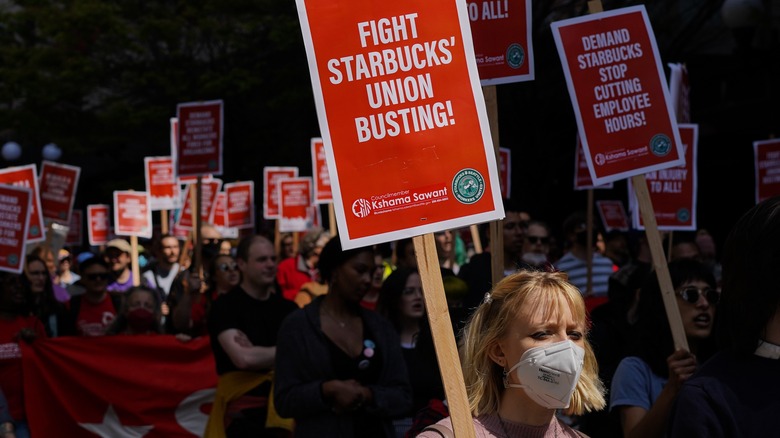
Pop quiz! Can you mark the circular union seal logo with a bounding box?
[506,43,525,69]
[30,225,40,237]
[595,153,606,166]
[650,134,672,157]
[452,168,485,204]
[351,199,371,218]
[8,254,17,266]
[677,208,690,222]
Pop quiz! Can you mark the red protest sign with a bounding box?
[574,136,613,190]
[113,191,153,238]
[211,192,237,239]
[296,0,504,249]
[468,0,533,85]
[667,63,690,123]
[498,147,511,199]
[630,124,698,231]
[145,156,181,211]
[596,200,629,232]
[175,100,223,177]
[0,185,31,274]
[279,177,314,233]
[311,138,333,204]
[263,167,298,220]
[224,181,255,229]
[65,209,83,246]
[552,5,684,186]
[176,179,223,230]
[754,138,780,204]
[87,204,111,246]
[38,161,80,224]
[0,165,45,243]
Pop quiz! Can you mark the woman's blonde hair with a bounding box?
[461,270,606,416]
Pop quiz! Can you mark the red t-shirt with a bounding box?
[0,315,47,420]
[76,295,118,337]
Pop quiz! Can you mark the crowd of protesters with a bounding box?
[0,195,777,438]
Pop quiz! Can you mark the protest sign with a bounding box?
[212,192,238,239]
[0,185,31,274]
[113,191,152,239]
[175,100,223,177]
[263,167,298,220]
[596,200,629,232]
[66,209,83,246]
[297,0,503,250]
[667,62,690,123]
[0,165,44,243]
[574,136,613,190]
[145,156,181,211]
[38,161,80,225]
[278,177,314,233]
[311,138,333,204]
[87,204,111,246]
[552,5,684,186]
[754,138,780,204]
[176,179,223,230]
[468,0,533,85]
[630,124,697,230]
[224,181,255,229]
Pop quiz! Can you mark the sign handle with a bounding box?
[161,210,169,235]
[632,175,689,350]
[274,220,281,257]
[328,203,337,236]
[130,235,140,287]
[413,234,475,438]
[666,231,673,262]
[469,225,482,254]
[192,177,203,274]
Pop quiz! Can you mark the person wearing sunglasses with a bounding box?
[174,254,241,337]
[64,257,123,337]
[609,259,718,438]
[520,220,554,270]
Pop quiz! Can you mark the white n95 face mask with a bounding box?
[504,339,585,409]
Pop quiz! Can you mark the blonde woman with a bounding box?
[419,270,605,437]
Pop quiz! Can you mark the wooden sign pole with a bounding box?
[632,175,688,350]
[192,177,202,274]
[483,85,504,286]
[328,203,337,236]
[130,235,141,286]
[161,210,169,235]
[414,234,475,438]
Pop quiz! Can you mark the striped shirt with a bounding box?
[554,252,615,297]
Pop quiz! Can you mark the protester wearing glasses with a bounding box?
[520,220,554,270]
[65,257,123,337]
[668,196,780,437]
[609,259,717,438]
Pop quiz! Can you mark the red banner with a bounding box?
[22,335,216,438]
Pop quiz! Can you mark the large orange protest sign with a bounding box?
[176,100,223,177]
[552,5,684,186]
[113,191,153,239]
[296,0,503,249]
[0,165,44,243]
[629,124,697,231]
[468,0,533,85]
[87,204,111,246]
[39,161,80,225]
[754,139,780,204]
[0,185,31,274]
[311,138,332,204]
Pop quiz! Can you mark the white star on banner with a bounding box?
[78,405,153,438]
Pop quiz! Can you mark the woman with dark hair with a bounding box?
[186,253,241,336]
[669,196,780,437]
[609,259,718,438]
[274,237,412,437]
[376,267,443,437]
[23,255,72,337]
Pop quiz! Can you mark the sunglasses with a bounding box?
[677,286,719,305]
[218,262,238,273]
[85,273,111,281]
[526,236,550,245]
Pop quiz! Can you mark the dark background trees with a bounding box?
[0,0,776,248]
